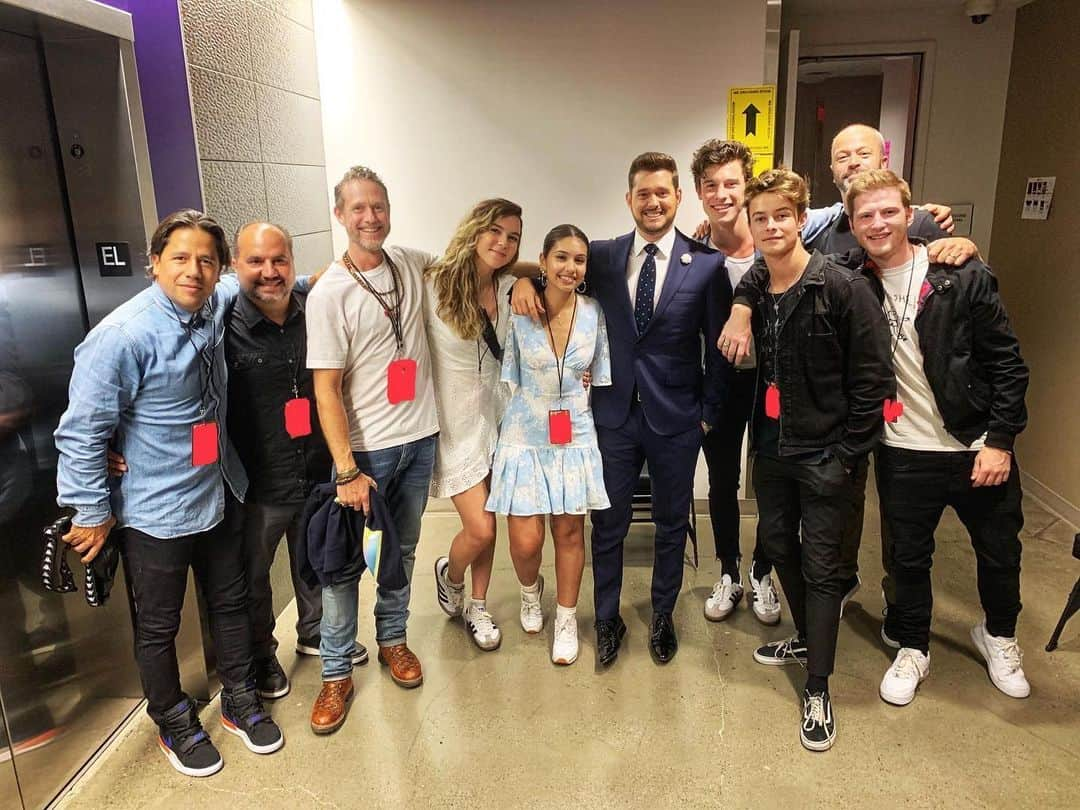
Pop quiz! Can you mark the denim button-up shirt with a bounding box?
[55,277,248,539]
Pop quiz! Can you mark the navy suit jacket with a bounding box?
[587,229,729,436]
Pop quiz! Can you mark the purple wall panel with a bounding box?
[99,0,203,217]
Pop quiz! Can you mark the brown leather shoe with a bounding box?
[310,678,354,735]
[377,643,423,688]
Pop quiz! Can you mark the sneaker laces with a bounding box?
[893,649,924,679]
[469,607,497,637]
[804,693,827,727]
[991,636,1023,673]
[708,579,730,604]
[554,613,576,637]
[753,575,778,607]
[777,637,800,659]
[521,595,542,621]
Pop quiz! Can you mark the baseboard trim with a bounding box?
[1021,472,1080,529]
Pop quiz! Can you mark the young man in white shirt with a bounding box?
[844,169,1030,706]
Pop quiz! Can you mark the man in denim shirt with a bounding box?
[54,210,283,777]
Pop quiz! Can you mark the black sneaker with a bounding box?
[295,635,369,665]
[221,685,284,754]
[800,689,836,751]
[157,697,222,777]
[255,656,290,700]
[753,635,809,666]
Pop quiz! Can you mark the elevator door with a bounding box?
[0,26,142,810]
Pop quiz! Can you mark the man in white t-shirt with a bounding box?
[305,166,439,734]
[845,169,1030,707]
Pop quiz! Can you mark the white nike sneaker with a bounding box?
[971,622,1030,698]
[704,574,744,621]
[551,612,579,665]
[879,648,930,706]
[520,575,544,634]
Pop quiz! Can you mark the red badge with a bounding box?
[387,358,417,404]
[884,397,905,423]
[765,383,781,420]
[191,422,219,466]
[284,397,312,438]
[548,409,572,445]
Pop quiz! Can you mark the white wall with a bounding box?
[315,0,768,260]
[315,0,769,502]
[786,6,1016,253]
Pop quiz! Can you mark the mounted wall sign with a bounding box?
[96,242,133,277]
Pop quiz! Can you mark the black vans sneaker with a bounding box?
[255,656,290,700]
[753,635,809,666]
[221,685,284,754]
[296,635,369,665]
[157,697,223,777]
[800,690,836,752]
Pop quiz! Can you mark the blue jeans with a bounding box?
[321,434,435,680]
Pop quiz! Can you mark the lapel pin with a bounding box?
[680,253,692,265]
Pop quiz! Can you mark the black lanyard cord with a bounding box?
[342,250,406,353]
[168,298,217,418]
[542,294,578,401]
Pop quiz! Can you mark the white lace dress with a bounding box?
[423,274,514,498]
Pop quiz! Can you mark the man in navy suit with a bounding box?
[514,152,728,665]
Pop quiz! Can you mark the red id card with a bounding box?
[284,397,312,438]
[549,409,572,445]
[191,421,219,466]
[387,358,417,404]
[764,383,781,420]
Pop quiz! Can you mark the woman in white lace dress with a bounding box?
[425,199,521,651]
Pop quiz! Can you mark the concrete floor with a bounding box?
[58,489,1080,809]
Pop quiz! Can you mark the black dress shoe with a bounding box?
[595,617,627,666]
[650,612,678,664]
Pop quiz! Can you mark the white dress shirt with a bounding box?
[626,228,677,309]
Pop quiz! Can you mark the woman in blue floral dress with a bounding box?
[486,224,611,665]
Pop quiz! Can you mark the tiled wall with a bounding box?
[179,0,332,274]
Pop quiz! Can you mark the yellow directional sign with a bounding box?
[727,85,776,151]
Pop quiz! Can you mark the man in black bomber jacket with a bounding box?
[841,169,1031,707]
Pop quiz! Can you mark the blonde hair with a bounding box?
[745,167,810,215]
[426,199,522,340]
[844,168,912,214]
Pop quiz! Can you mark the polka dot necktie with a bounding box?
[635,243,659,335]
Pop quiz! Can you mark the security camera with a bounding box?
[964,0,997,24]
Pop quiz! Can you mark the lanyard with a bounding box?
[169,299,217,419]
[342,250,406,354]
[542,295,578,400]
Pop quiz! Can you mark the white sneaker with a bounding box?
[520,575,544,634]
[971,622,1030,698]
[465,604,501,651]
[879,648,930,706]
[704,574,744,621]
[434,556,464,617]
[551,612,579,665]
[749,569,782,625]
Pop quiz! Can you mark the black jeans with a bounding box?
[120,496,253,726]
[876,445,1024,652]
[754,453,862,678]
[243,499,322,659]
[701,369,771,576]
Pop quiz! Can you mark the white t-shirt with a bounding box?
[880,245,985,452]
[722,252,756,292]
[306,245,439,452]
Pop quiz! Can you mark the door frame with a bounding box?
[796,39,936,201]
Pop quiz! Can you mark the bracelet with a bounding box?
[335,467,361,485]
